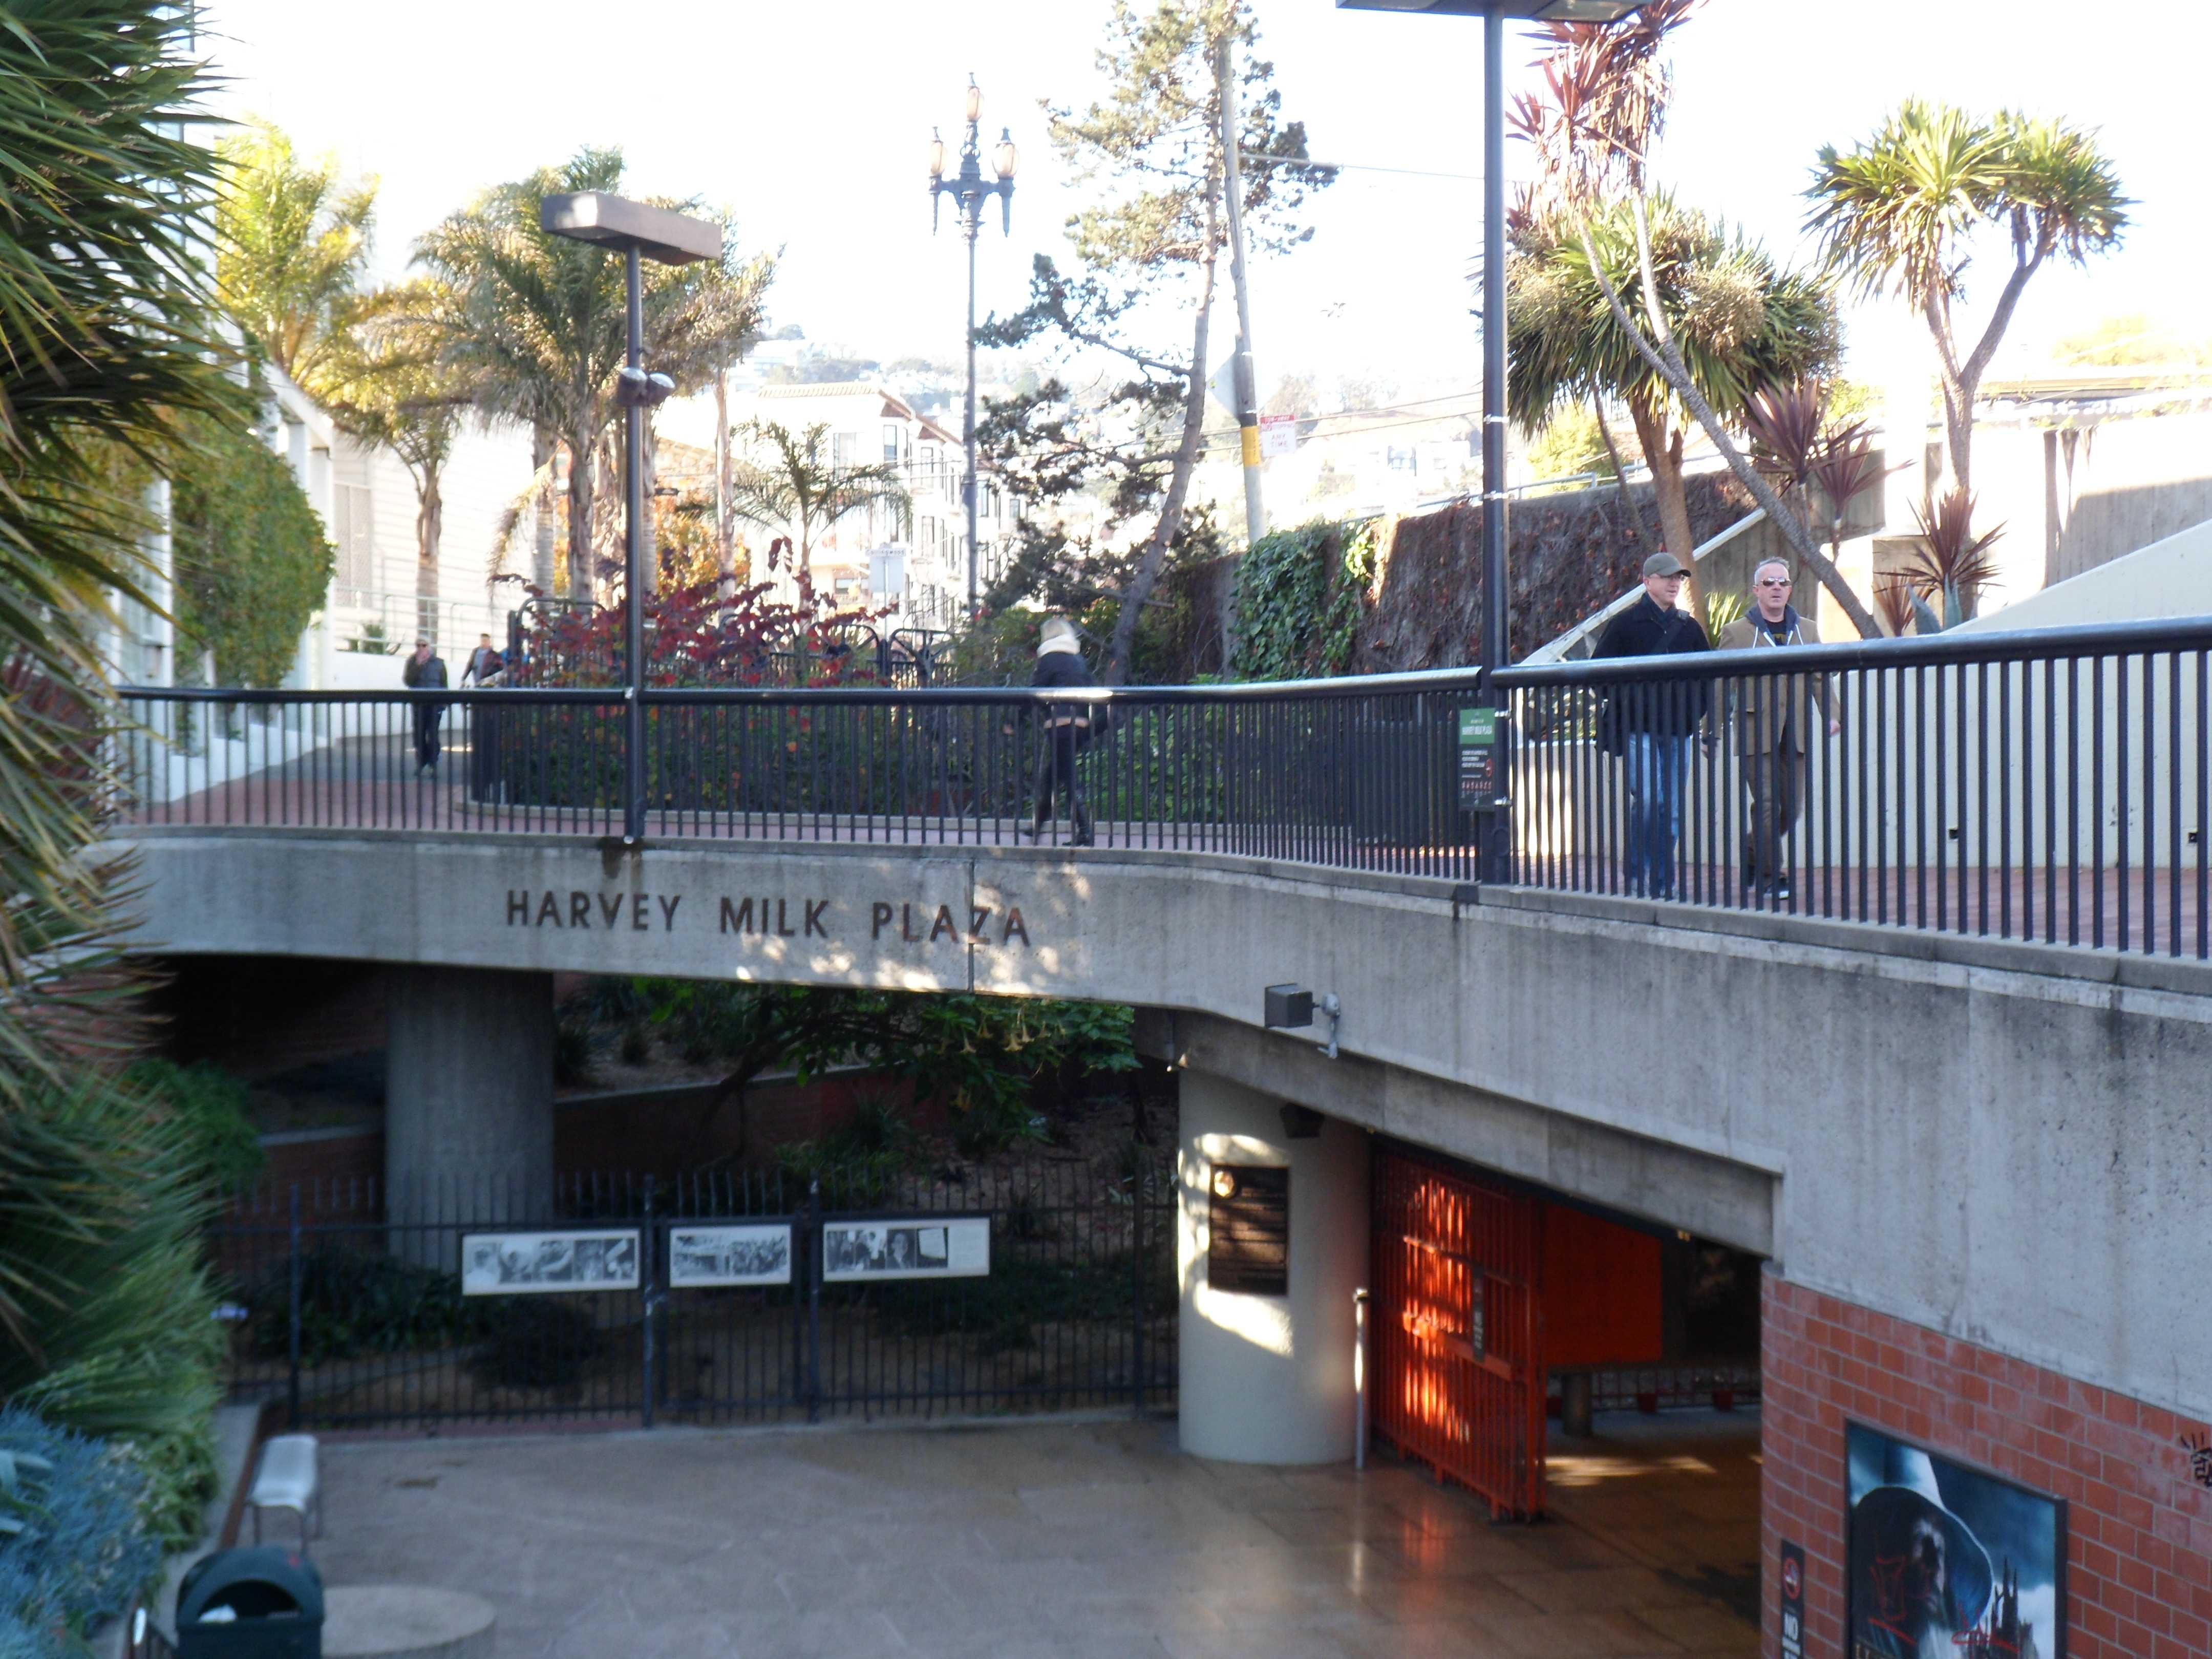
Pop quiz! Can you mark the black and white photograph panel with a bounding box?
[668,1223,794,1288]
[820,1216,990,1282]
[461,1229,642,1295]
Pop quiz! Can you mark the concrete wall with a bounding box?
[1177,1070,1369,1463]
[114,829,2212,1428]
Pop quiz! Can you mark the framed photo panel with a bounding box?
[461,1229,641,1295]
[1845,1421,2065,1659]
[667,1222,794,1288]
[821,1217,991,1283]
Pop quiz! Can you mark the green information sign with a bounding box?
[1458,706,1498,809]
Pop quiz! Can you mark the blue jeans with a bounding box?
[1624,733,1692,898]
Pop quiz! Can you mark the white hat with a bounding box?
[1037,616,1080,655]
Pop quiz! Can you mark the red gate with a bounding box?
[1370,1150,1546,1518]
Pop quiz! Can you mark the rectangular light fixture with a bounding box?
[1335,1,1644,18]
[539,191,722,266]
[1264,984,1316,1030]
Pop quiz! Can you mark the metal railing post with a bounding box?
[640,1172,659,1430]
[286,1184,303,1428]
[1353,1286,1371,1470]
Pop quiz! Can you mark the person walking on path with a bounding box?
[401,639,449,774]
[1716,558,1839,901]
[1029,616,1097,846]
[460,632,504,686]
[1594,550,1712,899]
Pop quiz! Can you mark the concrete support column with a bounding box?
[1178,1068,1369,1464]
[385,967,555,1240]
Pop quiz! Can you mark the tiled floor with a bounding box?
[308,1410,1761,1658]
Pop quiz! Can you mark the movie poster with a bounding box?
[1846,1422,2065,1659]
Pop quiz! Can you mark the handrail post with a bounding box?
[623,242,647,847]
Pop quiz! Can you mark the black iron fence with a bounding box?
[210,1161,1176,1433]
[117,614,2212,956]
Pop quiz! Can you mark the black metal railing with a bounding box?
[115,614,2212,958]
[116,672,1489,876]
[1496,614,2212,959]
[210,1161,1177,1432]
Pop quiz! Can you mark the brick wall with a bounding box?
[1761,1272,2212,1659]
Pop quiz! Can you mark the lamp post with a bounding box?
[1335,0,1639,878]
[927,76,1016,623]
[540,189,722,846]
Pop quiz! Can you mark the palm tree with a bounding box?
[1806,100,2127,505]
[213,118,377,385]
[727,420,910,588]
[1512,1,1881,639]
[416,150,772,599]
[0,0,240,1538]
[308,280,473,639]
[1509,195,1836,611]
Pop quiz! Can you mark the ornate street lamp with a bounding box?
[1335,0,1639,877]
[927,75,1016,622]
[540,189,721,846]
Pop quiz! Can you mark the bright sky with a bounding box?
[198,0,2212,409]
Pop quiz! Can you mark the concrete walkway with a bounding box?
[309,1412,1758,1658]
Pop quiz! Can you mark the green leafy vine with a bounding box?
[1228,517,1379,681]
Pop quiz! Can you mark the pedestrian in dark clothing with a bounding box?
[1593,550,1713,899]
[402,640,449,773]
[1029,616,1097,846]
[460,633,504,686]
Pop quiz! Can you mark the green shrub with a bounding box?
[124,1058,265,1188]
[471,1299,602,1390]
[249,1248,470,1366]
[0,1076,223,1550]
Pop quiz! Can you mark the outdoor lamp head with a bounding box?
[613,365,674,409]
[927,130,946,180]
[994,131,1017,180]
[965,77,983,124]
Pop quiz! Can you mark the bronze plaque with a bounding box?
[1208,1164,1289,1295]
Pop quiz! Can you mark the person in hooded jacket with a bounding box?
[1715,558,1839,900]
[1029,615,1097,845]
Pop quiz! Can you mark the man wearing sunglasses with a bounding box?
[1716,558,1840,901]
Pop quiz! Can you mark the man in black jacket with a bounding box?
[1030,616,1096,845]
[401,639,449,774]
[1593,551,1712,899]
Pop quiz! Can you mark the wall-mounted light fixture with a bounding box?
[1280,1104,1324,1140]
[1262,984,1342,1060]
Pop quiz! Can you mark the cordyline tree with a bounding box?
[1508,192,1837,616]
[1805,99,2126,561]
[514,572,886,689]
[416,150,773,600]
[1512,0,1881,638]
[976,0,1330,682]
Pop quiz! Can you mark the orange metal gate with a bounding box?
[1370,1150,1547,1518]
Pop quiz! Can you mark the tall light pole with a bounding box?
[1336,0,1640,877]
[928,77,1016,623]
[540,190,721,846]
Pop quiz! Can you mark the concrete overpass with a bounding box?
[112,613,2212,1659]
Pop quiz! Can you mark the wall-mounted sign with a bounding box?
[668,1222,793,1288]
[461,1229,640,1295]
[1207,1164,1289,1296]
[1777,1539,1804,1659]
[1846,1423,2066,1659]
[1458,707,1497,809]
[822,1217,991,1282]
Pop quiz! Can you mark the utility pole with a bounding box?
[1216,31,1265,547]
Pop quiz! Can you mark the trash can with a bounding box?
[176,1546,324,1658]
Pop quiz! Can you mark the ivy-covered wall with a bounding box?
[1226,520,1380,682]
[170,410,333,687]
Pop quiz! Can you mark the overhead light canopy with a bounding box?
[1335,0,1644,18]
[539,191,722,265]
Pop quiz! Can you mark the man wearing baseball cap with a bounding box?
[1592,550,1712,899]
